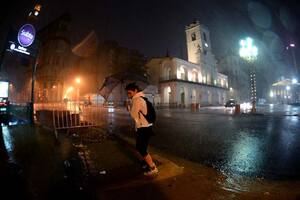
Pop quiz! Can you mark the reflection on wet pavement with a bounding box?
[1,104,300,199]
[111,105,300,180]
[2,126,16,163]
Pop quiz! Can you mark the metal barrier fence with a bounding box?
[34,101,109,141]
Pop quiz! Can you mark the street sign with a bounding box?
[17,24,36,47]
[5,26,38,57]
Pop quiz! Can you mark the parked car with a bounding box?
[225,99,236,107]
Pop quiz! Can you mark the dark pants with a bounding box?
[136,126,153,157]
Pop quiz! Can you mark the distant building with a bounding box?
[270,79,300,104]
[146,21,228,107]
[218,53,249,102]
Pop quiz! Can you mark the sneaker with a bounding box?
[143,166,158,176]
[139,160,149,171]
[142,164,149,171]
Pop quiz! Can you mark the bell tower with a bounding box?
[185,21,212,64]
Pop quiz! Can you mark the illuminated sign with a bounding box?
[8,41,31,55]
[0,81,9,98]
[17,24,35,47]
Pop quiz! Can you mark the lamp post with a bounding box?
[287,43,298,78]
[269,90,274,104]
[286,85,291,104]
[292,78,298,103]
[239,37,258,112]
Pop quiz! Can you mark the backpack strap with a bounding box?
[138,97,147,119]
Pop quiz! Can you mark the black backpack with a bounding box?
[139,97,156,124]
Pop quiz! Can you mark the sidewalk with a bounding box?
[94,134,300,200]
[1,124,300,199]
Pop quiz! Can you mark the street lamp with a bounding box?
[239,37,258,112]
[286,43,298,78]
[286,85,291,104]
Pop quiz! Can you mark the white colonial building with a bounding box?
[270,78,300,104]
[146,21,229,107]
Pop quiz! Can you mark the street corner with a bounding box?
[151,154,184,181]
[96,153,185,192]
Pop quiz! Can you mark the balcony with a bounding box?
[159,75,228,90]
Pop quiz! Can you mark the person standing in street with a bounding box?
[125,82,158,176]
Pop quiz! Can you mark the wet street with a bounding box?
[112,104,300,180]
[1,103,300,199]
[0,122,90,199]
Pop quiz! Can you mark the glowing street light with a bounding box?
[239,37,258,112]
[239,37,258,62]
[75,77,81,84]
[292,78,297,84]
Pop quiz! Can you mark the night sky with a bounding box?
[1,0,300,67]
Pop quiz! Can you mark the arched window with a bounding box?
[177,66,186,80]
[166,68,171,80]
[198,72,203,83]
[192,89,196,103]
[164,86,171,103]
[192,70,198,82]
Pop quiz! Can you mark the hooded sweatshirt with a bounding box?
[130,91,152,129]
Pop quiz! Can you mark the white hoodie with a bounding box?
[129,91,152,129]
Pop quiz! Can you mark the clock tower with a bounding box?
[185,21,212,64]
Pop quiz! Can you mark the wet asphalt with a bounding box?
[111,104,300,180]
[1,103,300,199]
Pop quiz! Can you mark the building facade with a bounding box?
[35,13,72,102]
[146,21,228,107]
[270,79,300,104]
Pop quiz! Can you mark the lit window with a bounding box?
[177,66,186,79]
[167,87,171,93]
[192,70,198,82]
[198,73,203,83]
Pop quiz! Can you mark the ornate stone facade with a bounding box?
[146,22,228,107]
[147,57,228,107]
